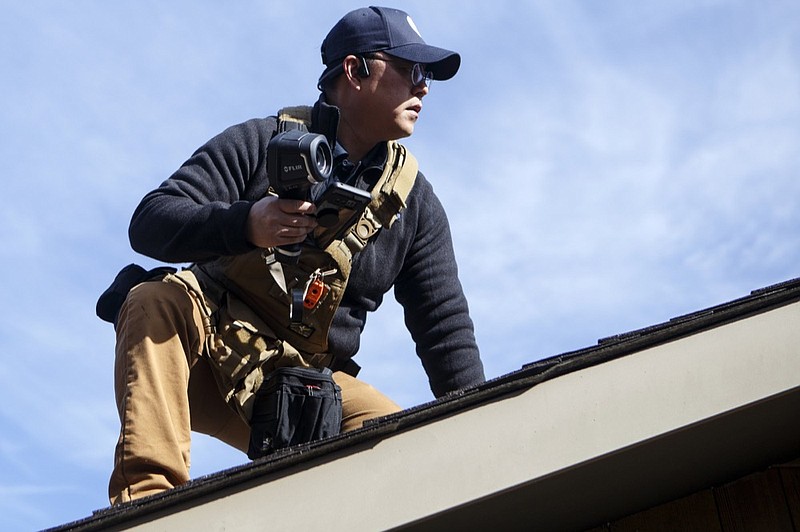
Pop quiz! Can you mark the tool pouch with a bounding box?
[247,366,342,459]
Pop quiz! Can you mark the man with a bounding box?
[108,6,484,504]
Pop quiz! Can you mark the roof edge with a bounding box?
[48,275,800,531]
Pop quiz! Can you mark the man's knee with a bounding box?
[123,280,195,320]
[334,371,402,432]
[117,280,205,353]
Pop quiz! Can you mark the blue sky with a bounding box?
[2,1,799,529]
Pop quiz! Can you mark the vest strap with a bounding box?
[277,106,313,131]
[328,356,361,377]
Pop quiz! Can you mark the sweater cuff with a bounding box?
[224,200,259,255]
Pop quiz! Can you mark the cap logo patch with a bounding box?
[406,15,422,38]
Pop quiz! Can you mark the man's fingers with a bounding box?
[278,199,316,215]
[246,196,317,248]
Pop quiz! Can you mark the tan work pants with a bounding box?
[109,279,401,504]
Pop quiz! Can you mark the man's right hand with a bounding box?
[245,196,318,249]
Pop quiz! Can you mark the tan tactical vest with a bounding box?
[178,106,418,421]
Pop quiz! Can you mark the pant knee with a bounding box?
[334,371,402,432]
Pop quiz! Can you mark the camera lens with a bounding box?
[314,144,331,175]
[296,133,332,183]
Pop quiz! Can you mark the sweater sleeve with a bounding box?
[393,176,485,397]
[128,118,276,263]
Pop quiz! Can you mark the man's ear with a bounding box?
[343,55,368,82]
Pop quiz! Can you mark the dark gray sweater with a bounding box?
[128,101,484,398]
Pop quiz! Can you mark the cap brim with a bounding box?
[385,43,461,80]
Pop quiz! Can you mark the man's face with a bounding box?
[354,54,430,143]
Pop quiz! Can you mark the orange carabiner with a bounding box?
[303,278,328,309]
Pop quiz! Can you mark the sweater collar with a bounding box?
[311,95,340,148]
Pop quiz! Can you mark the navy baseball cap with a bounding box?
[318,6,461,89]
